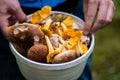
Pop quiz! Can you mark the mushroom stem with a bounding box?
[45,35,54,53]
[45,35,55,63]
[44,19,52,30]
[61,23,67,31]
[77,39,83,55]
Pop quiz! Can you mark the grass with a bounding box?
[92,0,120,80]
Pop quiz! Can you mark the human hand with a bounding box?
[0,0,27,37]
[83,0,115,35]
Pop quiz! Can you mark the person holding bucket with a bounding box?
[0,0,115,80]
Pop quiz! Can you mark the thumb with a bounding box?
[11,6,27,22]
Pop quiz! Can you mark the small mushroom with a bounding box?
[52,50,78,64]
[81,34,90,46]
[27,44,48,63]
[45,35,66,63]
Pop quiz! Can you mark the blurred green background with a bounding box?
[92,0,120,80]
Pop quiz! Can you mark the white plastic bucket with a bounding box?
[9,11,94,80]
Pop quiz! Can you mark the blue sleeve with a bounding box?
[73,0,84,20]
[19,0,66,8]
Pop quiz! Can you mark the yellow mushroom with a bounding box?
[41,20,53,37]
[76,37,88,55]
[62,16,73,29]
[76,39,83,55]
[45,35,67,63]
[7,26,12,32]
[45,35,54,63]
[30,6,51,24]
[61,23,67,31]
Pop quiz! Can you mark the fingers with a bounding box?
[0,7,26,37]
[9,4,27,22]
[83,0,98,35]
[0,0,27,38]
[83,0,89,21]
[90,0,109,33]
[91,0,115,33]
[106,0,115,24]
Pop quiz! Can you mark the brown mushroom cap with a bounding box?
[27,44,48,63]
[7,23,47,56]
